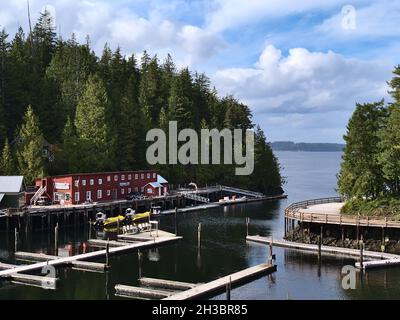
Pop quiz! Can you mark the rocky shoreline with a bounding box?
[285,226,400,254]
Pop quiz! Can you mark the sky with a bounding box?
[1,0,399,143]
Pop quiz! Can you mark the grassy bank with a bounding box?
[341,197,400,219]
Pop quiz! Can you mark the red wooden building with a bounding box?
[32,170,168,205]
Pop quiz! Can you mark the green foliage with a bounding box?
[74,74,113,172]
[337,101,386,199]
[0,11,283,196]
[342,197,400,219]
[16,106,46,184]
[0,138,16,175]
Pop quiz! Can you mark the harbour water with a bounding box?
[1,151,399,300]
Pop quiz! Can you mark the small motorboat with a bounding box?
[93,212,124,229]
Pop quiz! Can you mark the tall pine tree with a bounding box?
[16,106,46,184]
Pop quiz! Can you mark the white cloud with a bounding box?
[0,0,224,68]
[205,0,359,32]
[316,1,400,39]
[213,44,392,141]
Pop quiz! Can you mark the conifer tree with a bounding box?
[75,74,114,172]
[16,106,46,184]
[0,138,15,175]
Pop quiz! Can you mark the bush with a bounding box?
[341,196,400,219]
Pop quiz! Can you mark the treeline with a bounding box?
[271,141,344,152]
[338,65,400,214]
[0,10,283,195]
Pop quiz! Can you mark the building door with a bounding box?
[113,189,118,200]
[86,191,92,201]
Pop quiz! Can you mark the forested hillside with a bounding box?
[0,10,283,196]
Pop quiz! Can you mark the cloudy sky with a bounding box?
[1,0,399,142]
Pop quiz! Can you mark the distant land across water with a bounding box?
[270,141,344,152]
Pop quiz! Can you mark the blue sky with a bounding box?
[1,0,400,143]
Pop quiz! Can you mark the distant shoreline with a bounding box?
[270,141,344,152]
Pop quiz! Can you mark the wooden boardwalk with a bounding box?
[163,263,276,300]
[285,197,400,229]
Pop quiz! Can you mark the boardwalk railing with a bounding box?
[285,197,400,229]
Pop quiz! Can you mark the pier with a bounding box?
[0,230,182,279]
[0,184,287,232]
[163,263,276,300]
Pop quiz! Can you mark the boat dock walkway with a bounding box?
[247,235,400,270]
[163,263,276,300]
[0,230,182,279]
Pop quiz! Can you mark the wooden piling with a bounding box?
[317,235,321,262]
[54,223,59,256]
[226,276,231,300]
[360,242,364,270]
[246,217,250,237]
[138,249,142,279]
[174,207,178,236]
[14,228,18,252]
[198,223,202,249]
[106,240,110,268]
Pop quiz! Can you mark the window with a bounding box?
[90,179,94,186]
[114,175,118,181]
[147,188,152,194]
[141,186,144,192]
[128,174,132,180]
[128,188,131,193]
[75,192,80,202]
[97,190,102,199]
[134,187,138,192]
[65,193,71,201]
[121,174,125,181]
[98,178,103,185]
[82,180,86,186]
[107,190,111,196]
[147,173,150,179]
[153,173,156,179]
[141,173,144,179]
[107,176,111,182]
[135,174,138,180]
[121,189,125,195]
[74,180,79,187]
[86,191,91,201]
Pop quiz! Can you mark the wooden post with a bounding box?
[268,237,273,264]
[88,219,92,240]
[117,217,120,235]
[138,249,142,279]
[226,276,231,300]
[198,223,202,249]
[317,235,321,263]
[341,226,344,243]
[360,242,364,271]
[174,207,178,236]
[106,240,110,268]
[54,223,59,256]
[14,228,18,252]
[320,225,323,245]
[246,217,250,237]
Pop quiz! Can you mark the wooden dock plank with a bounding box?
[0,263,17,270]
[139,277,198,291]
[247,235,400,260]
[0,235,182,278]
[88,239,132,248]
[164,263,276,300]
[115,285,174,299]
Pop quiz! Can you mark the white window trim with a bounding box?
[97,190,102,199]
[75,192,80,202]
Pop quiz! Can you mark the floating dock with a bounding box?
[163,263,276,300]
[0,230,182,279]
[247,235,400,270]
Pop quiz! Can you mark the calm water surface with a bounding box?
[1,151,400,300]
